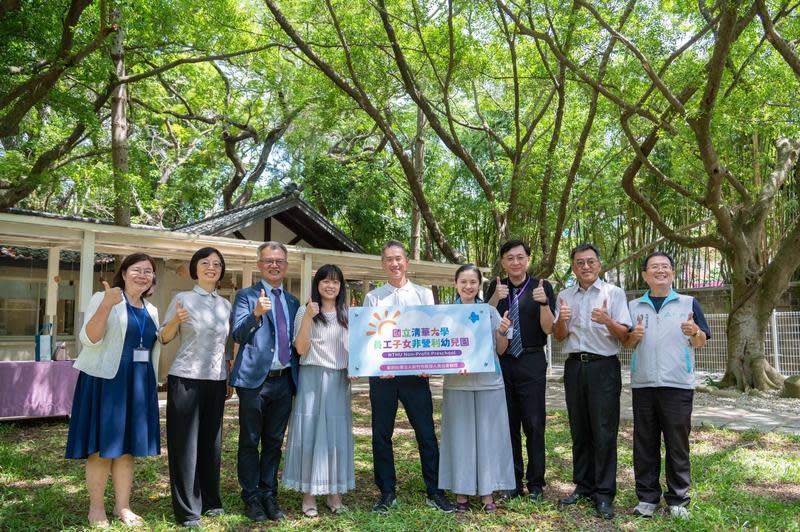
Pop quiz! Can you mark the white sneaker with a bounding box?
[633,501,658,518]
[669,505,690,519]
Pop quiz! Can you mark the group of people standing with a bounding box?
[63,237,708,527]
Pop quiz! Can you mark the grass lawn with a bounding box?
[1,391,799,531]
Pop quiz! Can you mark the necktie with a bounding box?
[271,288,290,365]
[509,286,523,358]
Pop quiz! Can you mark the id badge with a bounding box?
[506,327,514,339]
[133,348,150,363]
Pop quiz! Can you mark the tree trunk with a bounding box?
[410,108,425,260]
[719,293,784,391]
[110,8,130,226]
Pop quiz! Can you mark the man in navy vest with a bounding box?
[230,241,300,522]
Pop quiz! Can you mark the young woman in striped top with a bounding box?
[283,264,354,517]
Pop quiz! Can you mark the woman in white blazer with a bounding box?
[65,253,162,528]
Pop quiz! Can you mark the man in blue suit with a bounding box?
[230,241,300,522]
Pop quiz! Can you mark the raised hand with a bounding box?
[591,298,610,325]
[680,312,699,337]
[558,297,572,322]
[532,278,548,304]
[306,297,320,318]
[100,280,123,307]
[172,299,190,324]
[493,276,509,299]
[499,310,512,334]
[630,314,645,342]
[254,288,271,318]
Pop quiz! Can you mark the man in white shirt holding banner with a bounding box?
[364,240,455,514]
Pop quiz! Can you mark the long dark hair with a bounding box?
[112,253,157,297]
[311,264,348,328]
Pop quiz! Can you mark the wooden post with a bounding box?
[45,247,61,329]
[300,254,313,302]
[76,231,96,351]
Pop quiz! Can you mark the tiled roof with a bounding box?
[175,188,364,253]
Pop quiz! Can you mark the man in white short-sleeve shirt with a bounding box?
[553,244,631,520]
[365,240,454,514]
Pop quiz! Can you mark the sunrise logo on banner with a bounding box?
[348,304,495,377]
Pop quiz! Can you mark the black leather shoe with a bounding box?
[262,497,285,521]
[596,500,614,520]
[244,499,267,522]
[559,492,591,506]
[426,492,455,513]
[372,492,397,513]
[498,489,524,500]
[528,488,544,502]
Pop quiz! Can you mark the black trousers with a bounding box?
[236,372,293,503]
[632,387,693,507]
[500,351,547,492]
[166,375,227,523]
[369,375,440,496]
[563,355,621,503]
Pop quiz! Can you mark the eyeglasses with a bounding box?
[128,268,154,277]
[647,264,673,271]
[198,260,223,269]
[259,259,287,266]
[502,254,529,264]
[574,259,599,268]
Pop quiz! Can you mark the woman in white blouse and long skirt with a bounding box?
[283,264,354,517]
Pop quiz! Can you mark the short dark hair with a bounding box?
[570,243,600,261]
[642,251,675,271]
[112,253,157,297]
[382,240,408,257]
[311,264,348,328]
[500,239,530,257]
[454,264,483,284]
[189,247,226,281]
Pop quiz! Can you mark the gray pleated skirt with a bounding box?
[438,388,516,496]
[283,365,355,495]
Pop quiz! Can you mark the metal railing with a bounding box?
[548,311,800,376]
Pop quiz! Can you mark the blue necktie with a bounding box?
[271,288,290,365]
[509,287,523,358]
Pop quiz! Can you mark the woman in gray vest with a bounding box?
[438,264,515,512]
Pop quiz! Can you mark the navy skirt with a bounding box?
[65,306,160,459]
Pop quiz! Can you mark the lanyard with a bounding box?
[506,276,531,310]
[124,294,148,348]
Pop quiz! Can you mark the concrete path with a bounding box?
[350,370,800,435]
[158,371,800,435]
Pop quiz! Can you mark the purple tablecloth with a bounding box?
[0,361,80,419]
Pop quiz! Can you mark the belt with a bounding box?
[568,352,615,362]
[523,346,545,353]
[267,367,291,378]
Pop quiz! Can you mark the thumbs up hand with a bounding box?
[172,299,190,325]
[100,280,123,308]
[532,278,548,304]
[681,311,698,337]
[493,277,509,300]
[591,297,611,325]
[498,310,512,335]
[307,297,320,318]
[557,297,572,322]
[630,314,645,342]
[254,288,272,318]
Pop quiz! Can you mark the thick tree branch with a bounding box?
[263,0,464,263]
[757,0,800,78]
